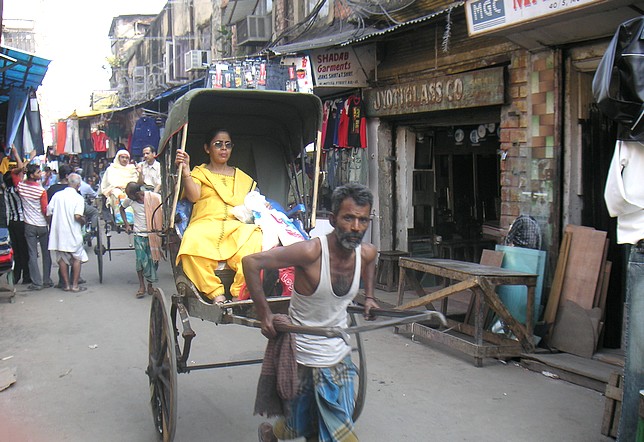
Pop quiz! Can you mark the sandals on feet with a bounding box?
[135,289,146,299]
[71,286,87,293]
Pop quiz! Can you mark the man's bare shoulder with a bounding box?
[360,242,377,262]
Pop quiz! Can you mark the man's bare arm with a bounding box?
[243,240,318,338]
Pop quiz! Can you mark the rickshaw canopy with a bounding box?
[158,88,322,212]
[158,88,322,159]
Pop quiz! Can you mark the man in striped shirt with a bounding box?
[18,163,52,290]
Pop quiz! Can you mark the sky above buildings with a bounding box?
[3,0,167,133]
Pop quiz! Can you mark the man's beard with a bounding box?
[336,228,365,250]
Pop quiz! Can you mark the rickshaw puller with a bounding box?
[244,183,379,442]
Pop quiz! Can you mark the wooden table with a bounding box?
[396,258,538,366]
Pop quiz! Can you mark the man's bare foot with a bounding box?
[147,283,155,296]
[136,288,146,298]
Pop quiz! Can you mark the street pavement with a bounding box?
[0,233,611,441]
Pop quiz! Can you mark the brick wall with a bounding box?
[500,49,558,251]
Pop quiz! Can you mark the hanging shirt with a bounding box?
[604,140,644,244]
[346,95,367,148]
[91,130,109,152]
[130,117,160,158]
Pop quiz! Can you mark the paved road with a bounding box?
[0,234,611,441]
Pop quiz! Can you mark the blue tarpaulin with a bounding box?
[1,45,50,155]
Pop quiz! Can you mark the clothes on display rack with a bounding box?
[65,119,82,154]
[320,94,367,150]
[130,116,160,158]
[91,130,109,153]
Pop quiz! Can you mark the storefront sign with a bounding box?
[310,45,375,88]
[364,67,504,117]
[465,0,603,36]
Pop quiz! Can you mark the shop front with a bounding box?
[364,66,506,259]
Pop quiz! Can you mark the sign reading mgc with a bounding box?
[465,0,603,36]
[468,0,506,33]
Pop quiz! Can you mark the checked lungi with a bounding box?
[134,235,158,283]
[273,355,358,442]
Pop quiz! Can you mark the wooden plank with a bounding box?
[398,278,478,310]
[597,261,612,314]
[543,231,572,325]
[593,239,610,308]
[520,359,607,393]
[549,300,597,358]
[522,352,618,383]
[561,225,607,310]
[601,372,623,437]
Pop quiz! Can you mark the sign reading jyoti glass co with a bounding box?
[364,67,505,117]
[310,45,376,87]
[465,0,604,36]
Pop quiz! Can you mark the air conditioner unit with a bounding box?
[184,50,211,72]
[236,15,271,46]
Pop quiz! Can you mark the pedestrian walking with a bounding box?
[17,163,52,290]
[243,182,379,442]
[119,182,163,298]
[47,173,87,292]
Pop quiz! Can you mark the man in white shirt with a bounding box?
[137,146,161,193]
[47,173,88,292]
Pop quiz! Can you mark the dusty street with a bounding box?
[0,234,611,441]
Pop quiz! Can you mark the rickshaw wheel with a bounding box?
[147,288,178,442]
[94,216,104,284]
[349,311,367,422]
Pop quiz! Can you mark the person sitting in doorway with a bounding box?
[174,128,263,304]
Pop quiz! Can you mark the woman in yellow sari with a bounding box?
[175,129,262,303]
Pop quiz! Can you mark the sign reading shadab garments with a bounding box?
[465,0,604,36]
[364,67,505,118]
[310,45,376,88]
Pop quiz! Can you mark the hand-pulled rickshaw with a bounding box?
[145,88,445,441]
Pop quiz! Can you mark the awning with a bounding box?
[269,3,463,55]
[269,24,381,55]
[150,76,206,103]
[0,45,50,104]
[342,2,464,46]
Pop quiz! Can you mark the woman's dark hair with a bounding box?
[204,128,231,145]
[331,182,373,215]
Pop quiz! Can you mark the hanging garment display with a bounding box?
[91,130,108,152]
[130,116,160,158]
[65,118,82,154]
[79,120,93,154]
[56,121,67,154]
[320,94,367,149]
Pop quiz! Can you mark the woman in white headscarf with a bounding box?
[100,149,140,209]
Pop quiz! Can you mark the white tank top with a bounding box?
[289,235,362,367]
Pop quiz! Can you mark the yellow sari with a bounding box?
[177,165,262,300]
